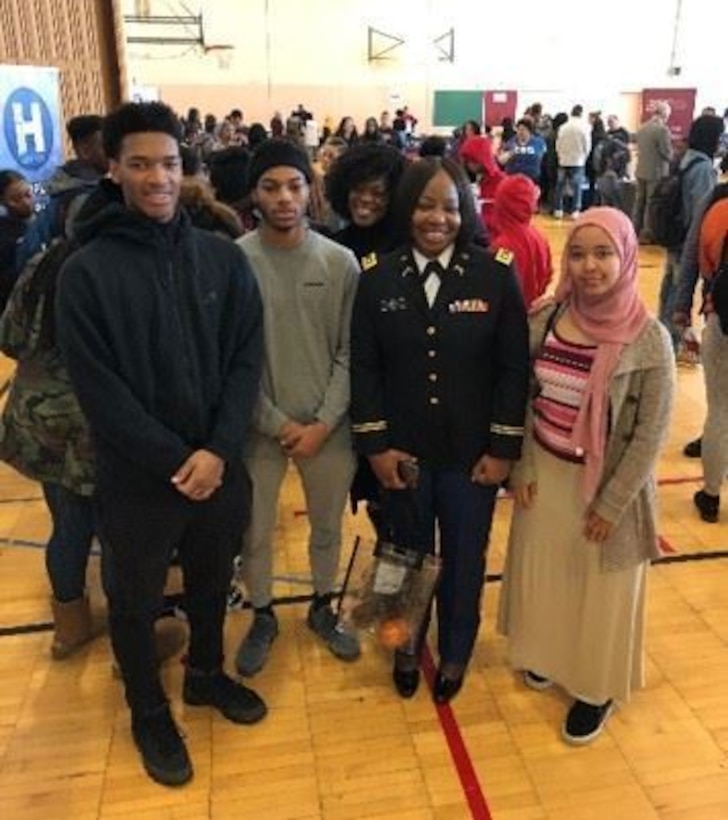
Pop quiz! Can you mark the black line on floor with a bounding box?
[656,550,728,564]
[2,550,726,638]
[0,537,46,548]
[0,621,53,636]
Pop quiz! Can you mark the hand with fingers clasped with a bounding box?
[278,420,305,455]
[171,449,225,501]
[278,420,329,458]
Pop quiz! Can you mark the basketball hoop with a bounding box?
[204,45,233,71]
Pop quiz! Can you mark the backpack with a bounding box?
[599,137,630,178]
[0,237,79,359]
[648,156,703,249]
[710,236,728,335]
[14,185,93,275]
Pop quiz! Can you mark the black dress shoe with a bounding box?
[433,672,463,704]
[683,437,702,458]
[392,666,420,698]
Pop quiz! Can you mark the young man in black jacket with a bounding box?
[56,102,265,787]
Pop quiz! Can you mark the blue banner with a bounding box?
[0,65,63,185]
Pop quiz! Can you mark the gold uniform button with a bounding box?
[428,349,436,358]
[426,326,436,336]
[429,397,440,405]
[428,373,438,382]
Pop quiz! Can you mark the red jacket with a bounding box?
[459,136,505,236]
[490,174,552,308]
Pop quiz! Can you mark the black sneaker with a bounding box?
[306,602,361,661]
[183,669,267,725]
[131,705,192,787]
[563,699,613,745]
[683,437,702,458]
[235,610,278,676]
[694,490,720,523]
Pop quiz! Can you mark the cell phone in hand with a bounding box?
[397,459,419,489]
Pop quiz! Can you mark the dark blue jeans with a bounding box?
[383,467,498,668]
[42,483,98,602]
[555,166,586,214]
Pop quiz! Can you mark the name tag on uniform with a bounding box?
[448,299,489,313]
[380,296,408,312]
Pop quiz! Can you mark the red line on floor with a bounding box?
[422,644,493,820]
[657,475,703,487]
[658,535,677,554]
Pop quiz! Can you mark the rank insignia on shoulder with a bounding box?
[495,248,514,265]
[361,252,378,271]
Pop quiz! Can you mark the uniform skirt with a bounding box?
[498,442,647,704]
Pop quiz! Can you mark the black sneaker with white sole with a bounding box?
[563,699,613,745]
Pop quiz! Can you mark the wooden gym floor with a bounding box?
[0,216,726,819]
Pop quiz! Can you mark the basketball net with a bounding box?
[205,46,233,71]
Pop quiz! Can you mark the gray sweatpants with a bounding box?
[701,315,728,496]
[241,435,356,608]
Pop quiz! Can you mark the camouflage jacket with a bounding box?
[0,254,95,495]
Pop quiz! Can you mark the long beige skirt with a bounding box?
[498,443,647,704]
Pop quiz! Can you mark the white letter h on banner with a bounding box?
[12,101,46,157]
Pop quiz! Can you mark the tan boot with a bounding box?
[153,617,187,664]
[111,616,188,678]
[50,595,95,660]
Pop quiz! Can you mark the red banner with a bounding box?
[483,90,518,129]
[640,88,696,141]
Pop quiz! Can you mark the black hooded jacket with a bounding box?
[56,180,263,493]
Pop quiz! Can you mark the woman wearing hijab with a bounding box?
[490,174,552,308]
[499,207,674,745]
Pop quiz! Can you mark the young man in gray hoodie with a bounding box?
[235,140,361,676]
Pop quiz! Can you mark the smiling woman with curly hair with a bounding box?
[326,142,405,266]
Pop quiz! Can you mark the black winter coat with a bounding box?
[56,181,263,494]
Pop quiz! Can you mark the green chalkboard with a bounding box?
[433,90,483,127]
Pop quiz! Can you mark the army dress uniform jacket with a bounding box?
[351,243,530,470]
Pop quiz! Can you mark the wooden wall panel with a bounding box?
[0,0,123,124]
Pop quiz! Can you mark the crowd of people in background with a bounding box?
[0,94,726,786]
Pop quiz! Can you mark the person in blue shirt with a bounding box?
[498,119,547,183]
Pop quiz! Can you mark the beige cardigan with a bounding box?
[511,303,676,571]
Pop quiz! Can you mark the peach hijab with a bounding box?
[554,207,650,503]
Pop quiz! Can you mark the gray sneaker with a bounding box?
[235,611,278,677]
[306,603,361,661]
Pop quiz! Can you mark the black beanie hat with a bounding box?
[247,138,313,190]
